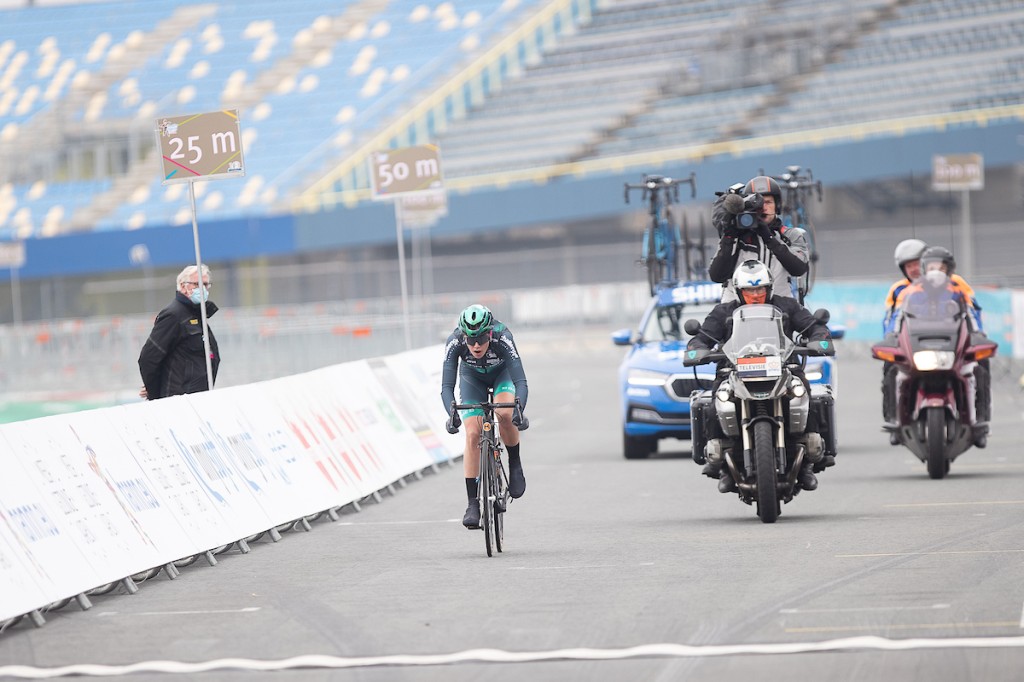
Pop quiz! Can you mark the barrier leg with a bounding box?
[204,551,218,566]
[29,611,45,627]
[75,593,93,611]
[120,577,139,595]
[163,563,179,579]
[269,527,283,542]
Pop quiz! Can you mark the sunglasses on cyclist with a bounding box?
[466,332,491,347]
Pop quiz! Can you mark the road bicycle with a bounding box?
[625,173,697,294]
[450,395,523,557]
[762,165,823,302]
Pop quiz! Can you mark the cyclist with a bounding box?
[687,260,832,493]
[709,176,809,303]
[894,246,990,444]
[441,304,529,529]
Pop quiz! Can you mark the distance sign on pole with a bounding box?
[155,109,246,391]
[370,144,444,200]
[932,153,983,281]
[157,109,245,185]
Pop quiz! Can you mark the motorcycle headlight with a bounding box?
[788,377,806,397]
[627,368,668,386]
[715,382,732,402]
[913,350,954,371]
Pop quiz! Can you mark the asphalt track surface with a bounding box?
[1,333,1023,681]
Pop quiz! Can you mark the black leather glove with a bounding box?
[445,411,462,434]
[722,221,740,239]
[755,221,774,242]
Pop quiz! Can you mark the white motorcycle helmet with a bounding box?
[894,238,927,278]
[732,259,773,304]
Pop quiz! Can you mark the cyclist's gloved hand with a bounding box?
[445,411,461,434]
[512,410,529,431]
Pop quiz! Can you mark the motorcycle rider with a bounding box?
[687,259,833,493]
[710,176,810,303]
[895,246,991,445]
[880,239,927,432]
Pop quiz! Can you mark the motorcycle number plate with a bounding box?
[736,356,782,378]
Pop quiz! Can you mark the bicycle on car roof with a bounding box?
[625,172,697,295]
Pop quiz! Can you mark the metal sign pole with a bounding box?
[189,180,215,391]
[395,202,412,351]
[10,265,20,325]
[959,188,973,281]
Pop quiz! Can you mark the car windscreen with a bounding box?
[642,302,716,342]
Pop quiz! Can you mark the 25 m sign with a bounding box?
[156,110,246,184]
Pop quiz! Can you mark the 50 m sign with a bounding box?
[370,144,444,199]
[157,109,245,184]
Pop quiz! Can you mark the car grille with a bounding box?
[667,376,712,402]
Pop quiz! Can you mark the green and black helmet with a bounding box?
[459,304,493,338]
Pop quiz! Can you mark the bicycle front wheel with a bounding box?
[494,457,507,553]
[480,439,496,557]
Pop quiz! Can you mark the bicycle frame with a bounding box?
[451,397,520,557]
[625,173,696,294]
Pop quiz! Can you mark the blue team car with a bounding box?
[612,281,841,460]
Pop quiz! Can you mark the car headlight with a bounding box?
[715,382,732,402]
[913,350,954,371]
[627,368,669,386]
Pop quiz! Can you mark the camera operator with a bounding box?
[709,175,809,303]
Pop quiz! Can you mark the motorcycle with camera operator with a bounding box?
[683,260,835,523]
[710,176,810,304]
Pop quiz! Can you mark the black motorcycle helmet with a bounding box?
[743,175,783,211]
[919,246,956,277]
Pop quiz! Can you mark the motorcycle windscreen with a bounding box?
[898,285,966,352]
[723,304,793,365]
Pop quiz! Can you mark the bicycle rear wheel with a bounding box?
[480,440,496,557]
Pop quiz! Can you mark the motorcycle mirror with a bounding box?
[813,308,830,324]
[683,319,702,335]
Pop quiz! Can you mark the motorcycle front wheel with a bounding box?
[754,420,779,523]
[925,406,948,479]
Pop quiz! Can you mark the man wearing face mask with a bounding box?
[138,264,220,400]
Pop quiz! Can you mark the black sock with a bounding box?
[507,443,521,468]
[466,478,478,501]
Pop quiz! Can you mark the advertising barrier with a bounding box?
[0,347,461,624]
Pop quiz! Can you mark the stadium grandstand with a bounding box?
[0,0,1022,414]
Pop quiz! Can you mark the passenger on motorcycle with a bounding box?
[441,304,529,529]
[894,247,991,442]
[710,176,810,303]
[687,259,832,493]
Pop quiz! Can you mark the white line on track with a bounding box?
[883,500,1024,508]
[3,637,1024,678]
[95,607,260,617]
[780,604,950,614]
[836,549,1024,558]
[335,520,460,526]
[508,562,655,570]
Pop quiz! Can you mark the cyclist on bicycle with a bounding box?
[709,176,809,303]
[441,304,529,529]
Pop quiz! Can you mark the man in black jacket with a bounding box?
[138,265,220,400]
[688,259,832,492]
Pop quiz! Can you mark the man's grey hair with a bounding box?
[176,264,211,289]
